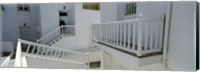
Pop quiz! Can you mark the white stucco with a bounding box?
[167,2,196,71]
[0,6,2,57]
[75,3,100,49]
[2,4,18,52]
[39,3,75,37]
[100,2,167,22]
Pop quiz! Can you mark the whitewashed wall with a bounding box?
[39,3,75,37]
[100,2,167,22]
[2,4,40,52]
[75,3,100,49]
[167,2,196,71]
[0,7,2,56]
[100,3,118,22]
[2,4,18,52]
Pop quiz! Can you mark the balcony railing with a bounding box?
[15,39,89,67]
[92,19,164,56]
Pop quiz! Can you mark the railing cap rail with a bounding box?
[93,18,163,25]
[19,39,88,55]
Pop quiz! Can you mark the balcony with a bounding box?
[92,18,164,57]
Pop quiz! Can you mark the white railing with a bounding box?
[37,25,75,45]
[15,39,89,67]
[92,19,164,56]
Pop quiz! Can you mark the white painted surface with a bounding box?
[2,42,14,52]
[167,2,196,71]
[39,3,75,37]
[25,56,89,69]
[52,36,77,49]
[97,43,163,70]
[0,5,2,57]
[75,3,100,49]
[100,2,167,22]
[136,2,167,20]
[2,4,40,50]
[2,4,19,48]
[100,3,118,22]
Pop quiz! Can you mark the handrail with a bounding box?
[15,39,22,67]
[15,39,89,67]
[37,27,61,43]
[21,39,87,55]
[93,18,163,25]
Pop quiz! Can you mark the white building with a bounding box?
[0,2,197,71]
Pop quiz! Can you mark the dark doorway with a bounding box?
[59,20,66,26]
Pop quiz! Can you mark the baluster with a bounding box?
[127,22,131,49]
[36,46,41,55]
[144,22,149,51]
[100,24,102,41]
[111,24,114,44]
[98,24,101,41]
[117,23,119,46]
[41,47,46,56]
[109,24,113,44]
[132,23,136,50]
[109,24,112,43]
[53,50,57,58]
[120,24,123,46]
[62,52,66,60]
[150,22,154,51]
[25,44,31,54]
[97,24,100,40]
[44,48,49,56]
[154,22,159,50]
[159,21,164,50]
[31,45,36,54]
[137,20,142,56]
[113,23,116,44]
[105,24,108,43]
[49,49,53,57]
[123,23,127,47]
[95,25,97,41]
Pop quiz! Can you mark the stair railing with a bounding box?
[36,25,75,45]
[15,39,89,67]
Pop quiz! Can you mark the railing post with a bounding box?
[15,39,22,67]
[137,21,142,56]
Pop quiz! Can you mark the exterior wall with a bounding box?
[17,4,40,41]
[98,43,164,70]
[100,2,167,22]
[75,3,100,49]
[100,3,118,22]
[1,4,40,52]
[2,4,18,52]
[167,2,196,71]
[39,3,75,37]
[0,6,2,56]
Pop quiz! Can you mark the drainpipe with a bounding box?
[162,2,172,69]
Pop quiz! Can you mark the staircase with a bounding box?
[14,39,90,68]
[36,25,75,46]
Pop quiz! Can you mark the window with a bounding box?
[125,3,136,15]
[83,3,100,11]
[17,4,30,12]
